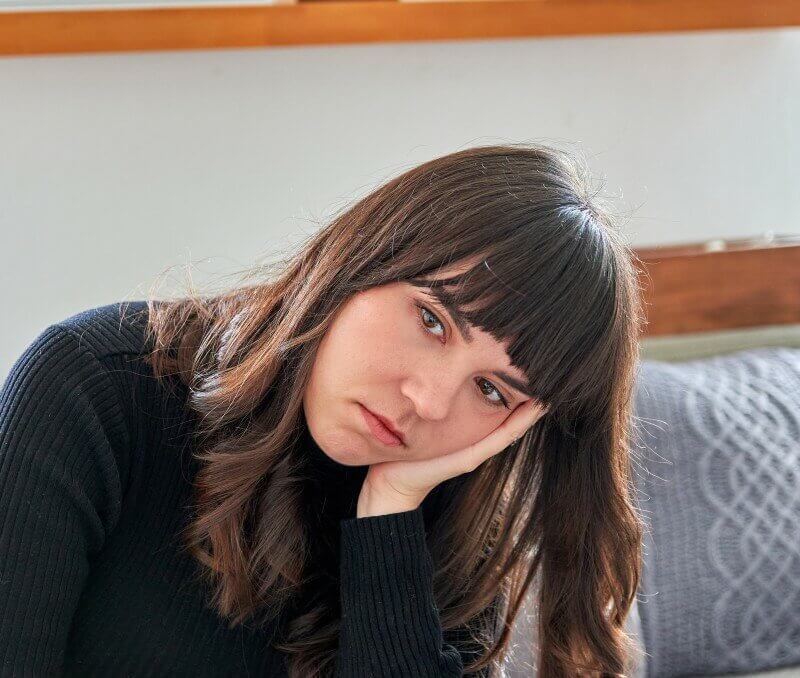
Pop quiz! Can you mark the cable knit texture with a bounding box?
[632,348,800,678]
[0,301,493,677]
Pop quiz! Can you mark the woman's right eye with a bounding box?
[415,303,445,339]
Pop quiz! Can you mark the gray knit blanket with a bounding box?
[632,347,800,677]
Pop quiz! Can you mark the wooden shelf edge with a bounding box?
[634,242,800,337]
[2,0,800,57]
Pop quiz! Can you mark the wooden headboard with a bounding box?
[633,234,800,338]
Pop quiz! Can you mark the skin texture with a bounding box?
[302,265,549,516]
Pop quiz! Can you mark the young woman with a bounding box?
[0,143,645,677]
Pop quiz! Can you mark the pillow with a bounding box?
[632,347,800,677]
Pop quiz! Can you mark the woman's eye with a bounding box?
[414,302,510,410]
[476,378,509,409]
[417,303,445,337]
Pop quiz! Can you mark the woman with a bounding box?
[0,143,645,677]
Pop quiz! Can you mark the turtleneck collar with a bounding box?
[299,422,368,521]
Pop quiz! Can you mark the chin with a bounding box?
[311,426,369,467]
[327,448,365,466]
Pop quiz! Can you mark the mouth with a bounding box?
[358,403,405,447]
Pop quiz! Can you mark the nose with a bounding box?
[399,372,459,422]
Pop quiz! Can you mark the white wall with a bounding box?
[1,27,799,377]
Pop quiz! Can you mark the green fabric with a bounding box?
[640,324,800,362]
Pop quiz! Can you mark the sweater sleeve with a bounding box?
[0,324,125,676]
[336,507,495,678]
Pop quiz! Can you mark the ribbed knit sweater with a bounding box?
[0,301,491,677]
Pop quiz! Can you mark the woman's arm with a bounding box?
[336,507,495,677]
[334,400,546,678]
[0,325,125,675]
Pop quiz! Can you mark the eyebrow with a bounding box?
[490,370,535,399]
[419,286,535,398]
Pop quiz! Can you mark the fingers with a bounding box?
[399,400,550,490]
[460,399,549,473]
[508,399,549,442]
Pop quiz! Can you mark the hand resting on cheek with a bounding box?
[357,399,549,518]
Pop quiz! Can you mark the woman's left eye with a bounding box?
[414,302,510,409]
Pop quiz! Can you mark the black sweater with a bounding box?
[0,301,491,677]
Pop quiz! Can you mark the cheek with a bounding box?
[344,300,419,379]
[310,297,414,392]
[412,411,509,461]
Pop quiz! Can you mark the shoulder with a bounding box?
[53,299,152,360]
[1,305,143,550]
[3,300,153,454]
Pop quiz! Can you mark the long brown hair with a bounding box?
[131,143,646,677]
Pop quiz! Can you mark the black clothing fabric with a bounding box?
[0,301,483,677]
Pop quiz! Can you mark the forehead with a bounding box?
[426,254,485,281]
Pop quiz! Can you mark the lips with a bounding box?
[371,410,405,444]
[359,404,405,446]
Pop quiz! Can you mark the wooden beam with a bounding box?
[634,239,800,337]
[2,0,800,57]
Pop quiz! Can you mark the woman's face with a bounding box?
[302,269,536,467]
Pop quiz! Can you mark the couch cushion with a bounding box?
[632,347,800,677]
[706,668,800,678]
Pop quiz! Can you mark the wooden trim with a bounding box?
[633,240,800,337]
[2,0,800,57]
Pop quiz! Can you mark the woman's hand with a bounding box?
[357,399,550,518]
